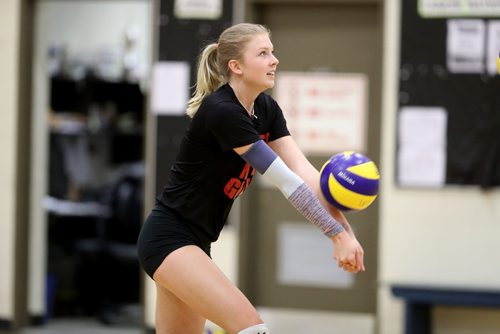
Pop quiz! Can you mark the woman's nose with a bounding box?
[272,54,279,65]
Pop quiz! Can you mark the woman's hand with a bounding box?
[326,206,365,272]
[331,230,365,273]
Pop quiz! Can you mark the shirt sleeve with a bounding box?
[205,101,262,151]
[264,95,290,141]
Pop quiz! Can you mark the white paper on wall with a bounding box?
[487,20,500,76]
[151,61,190,115]
[397,145,447,187]
[398,106,448,145]
[397,106,448,187]
[447,19,486,73]
[277,222,354,289]
[174,0,222,20]
[419,0,500,17]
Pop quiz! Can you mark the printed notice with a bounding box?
[174,0,222,20]
[151,61,190,115]
[397,107,448,187]
[419,0,500,17]
[487,20,500,75]
[447,19,485,73]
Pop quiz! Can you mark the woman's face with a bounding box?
[238,33,279,92]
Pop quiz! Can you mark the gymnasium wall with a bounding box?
[378,1,500,333]
[0,0,22,324]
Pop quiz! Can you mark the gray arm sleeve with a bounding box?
[240,141,344,237]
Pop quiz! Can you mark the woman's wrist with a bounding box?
[330,230,349,242]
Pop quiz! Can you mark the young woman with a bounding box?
[137,23,365,334]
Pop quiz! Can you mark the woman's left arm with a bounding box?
[268,135,356,238]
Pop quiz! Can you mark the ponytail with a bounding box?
[186,23,271,118]
[186,43,224,118]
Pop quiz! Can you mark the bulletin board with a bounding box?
[397,0,500,189]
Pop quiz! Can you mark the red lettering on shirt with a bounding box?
[239,162,252,179]
[224,178,242,199]
[223,132,271,200]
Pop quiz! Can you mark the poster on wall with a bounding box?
[275,72,368,156]
[446,19,485,73]
[487,20,500,75]
[397,106,448,187]
[174,0,222,20]
[419,0,500,17]
[151,61,190,115]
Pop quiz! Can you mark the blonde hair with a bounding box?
[186,23,270,118]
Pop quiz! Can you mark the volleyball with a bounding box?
[319,151,380,211]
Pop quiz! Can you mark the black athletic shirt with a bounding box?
[158,84,290,244]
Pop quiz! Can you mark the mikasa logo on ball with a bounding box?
[337,171,355,185]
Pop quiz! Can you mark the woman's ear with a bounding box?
[228,59,243,76]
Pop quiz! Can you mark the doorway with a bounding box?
[240,1,383,313]
[28,0,153,328]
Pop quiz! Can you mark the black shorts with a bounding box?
[137,202,211,279]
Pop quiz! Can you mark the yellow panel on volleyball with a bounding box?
[346,161,380,180]
[328,173,377,210]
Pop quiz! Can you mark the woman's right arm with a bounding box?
[234,140,364,273]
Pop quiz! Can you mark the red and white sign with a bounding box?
[275,72,368,155]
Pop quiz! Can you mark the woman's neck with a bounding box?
[228,81,258,115]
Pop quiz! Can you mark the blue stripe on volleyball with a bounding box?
[332,170,379,196]
[241,140,277,174]
[338,151,370,165]
[319,164,351,211]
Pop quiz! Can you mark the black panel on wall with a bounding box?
[154,0,234,196]
[155,116,191,196]
[398,0,500,188]
[158,0,234,77]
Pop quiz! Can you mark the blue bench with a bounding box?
[391,285,500,334]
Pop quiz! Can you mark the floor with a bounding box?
[19,307,375,334]
[21,304,144,334]
[21,318,141,334]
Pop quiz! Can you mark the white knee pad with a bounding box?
[237,323,270,334]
